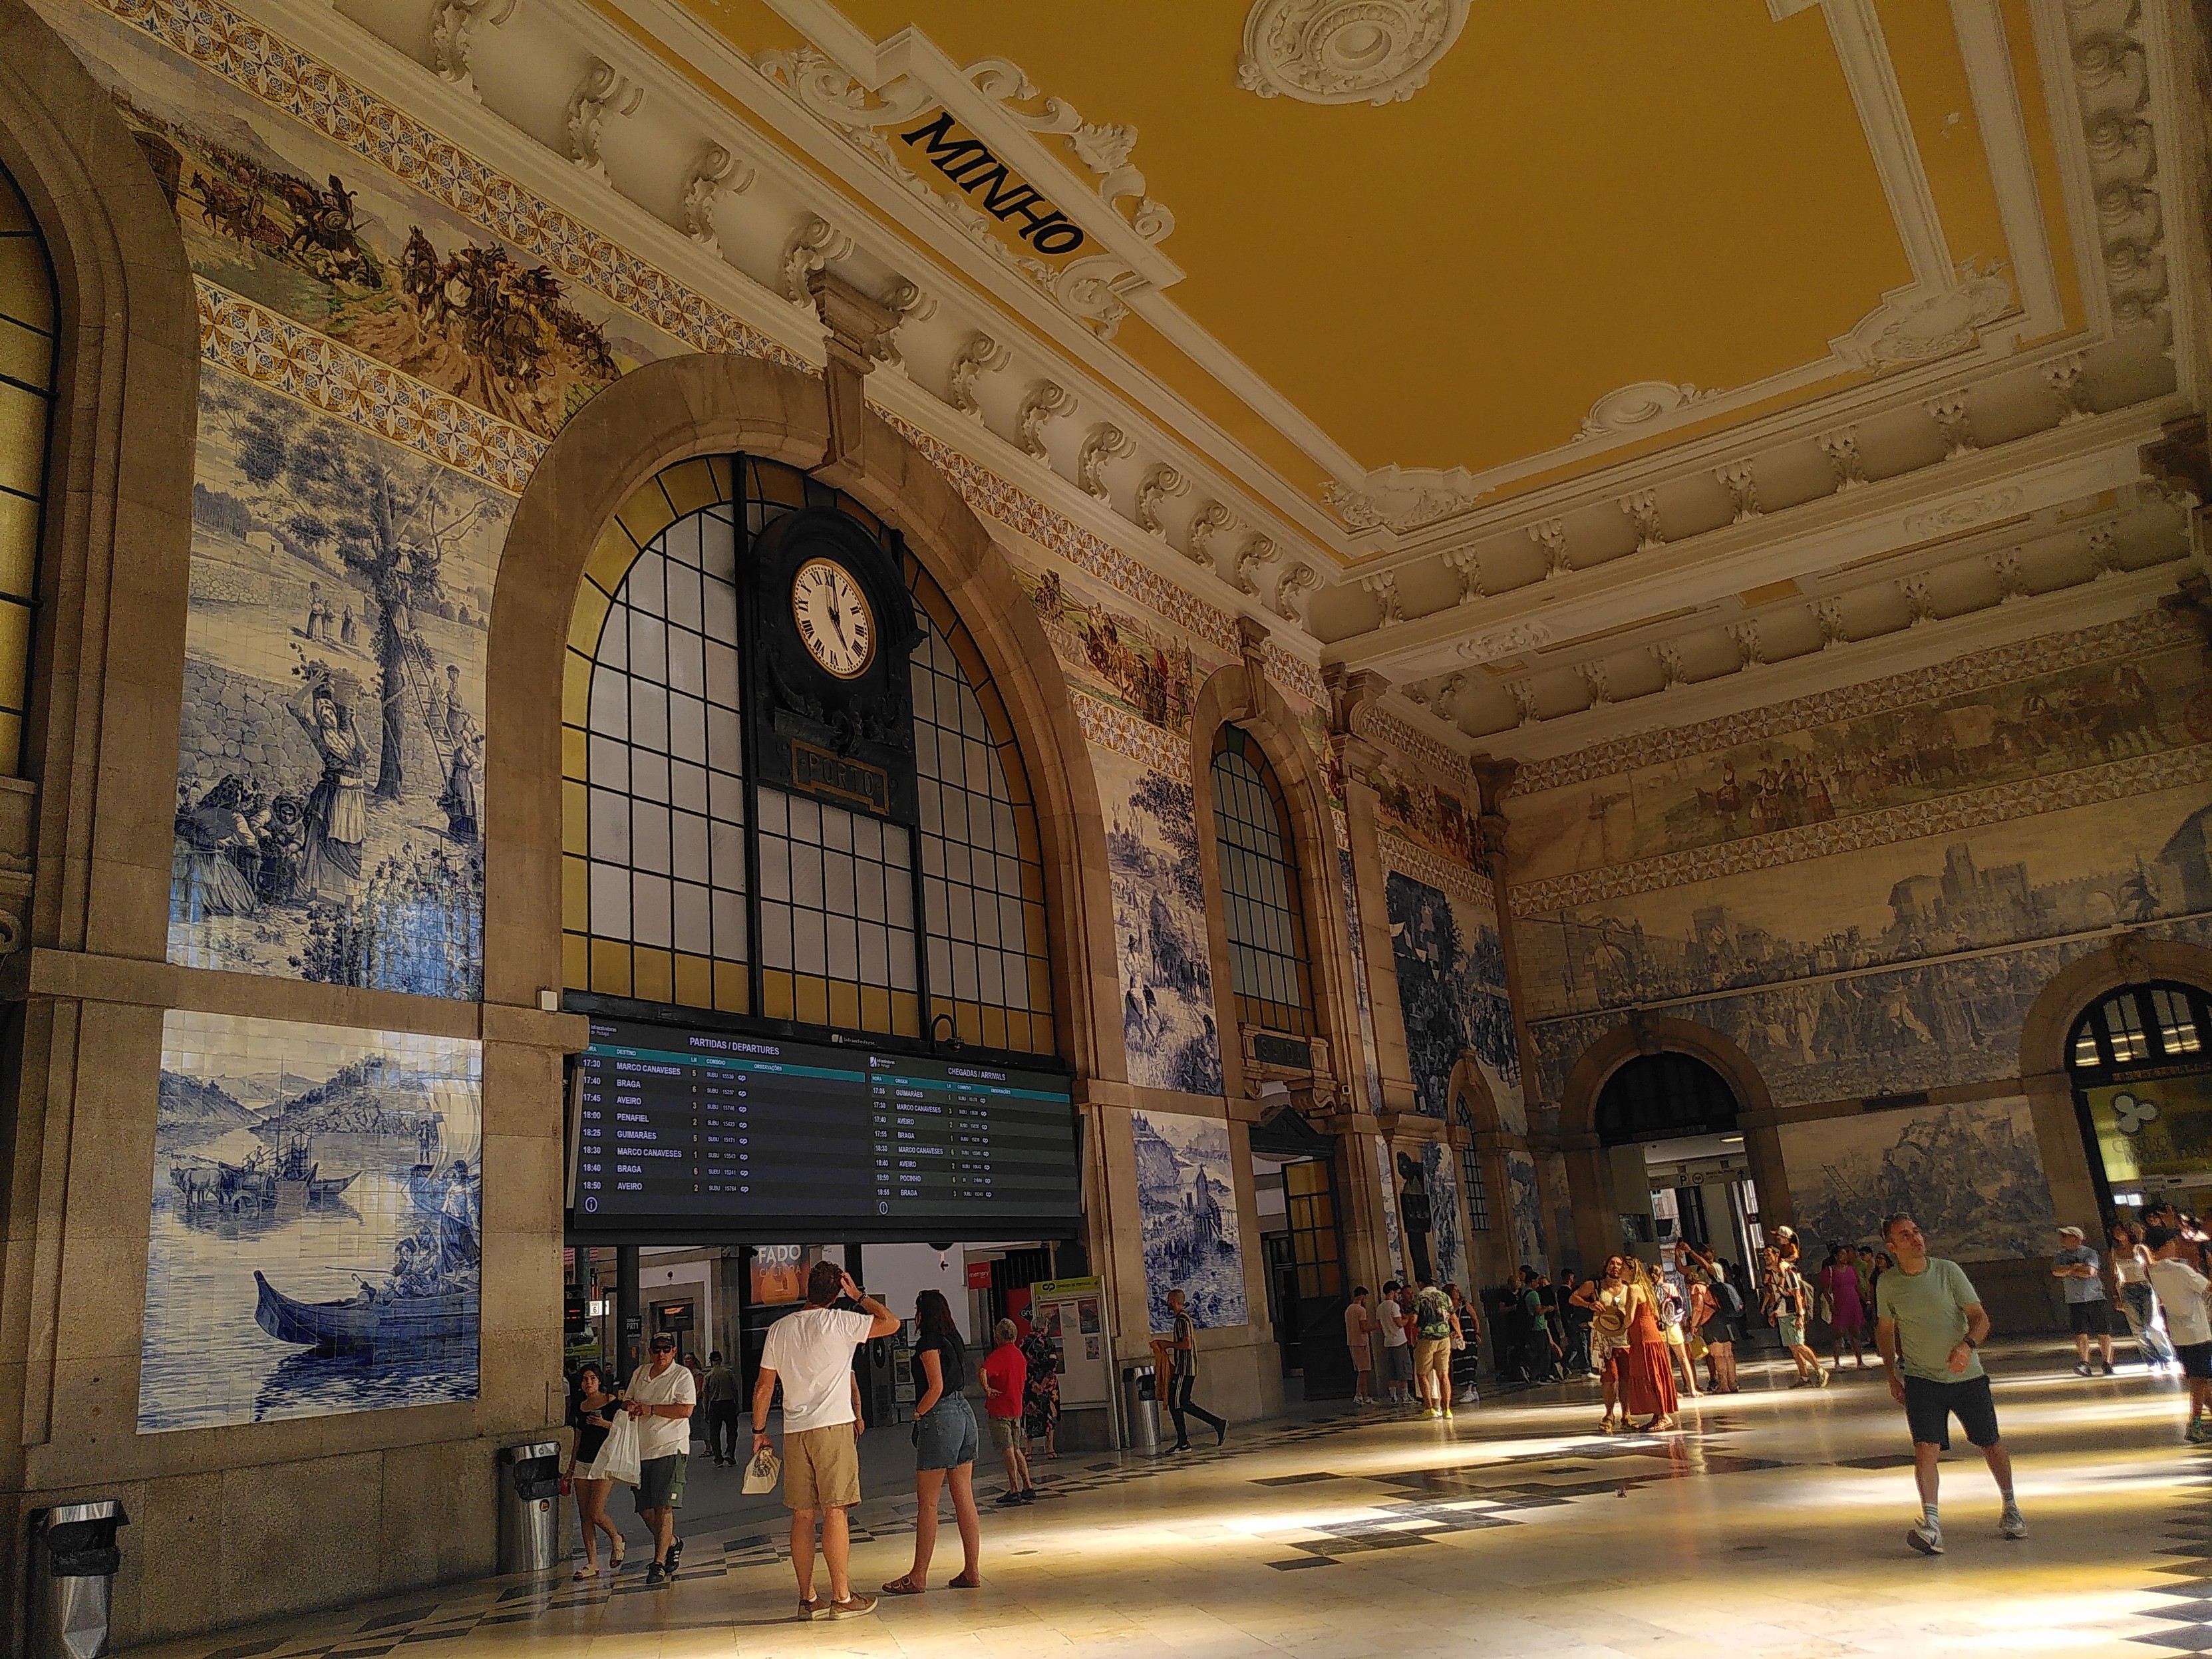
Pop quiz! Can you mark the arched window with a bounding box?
[2068,980,2211,1072]
[1208,724,1313,1038]
[560,455,1054,1056]
[0,160,57,775]
[1453,1096,1491,1234]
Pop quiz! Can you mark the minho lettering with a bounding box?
[897,112,1087,256]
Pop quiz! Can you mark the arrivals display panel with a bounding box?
[566,1016,1080,1239]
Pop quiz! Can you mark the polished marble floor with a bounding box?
[133,1342,2211,1658]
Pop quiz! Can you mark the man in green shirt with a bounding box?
[1873,1213,2026,1557]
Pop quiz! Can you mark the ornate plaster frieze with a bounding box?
[1272,561,1319,623]
[1071,685,1191,779]
[197,279,543,492]
[879,410,1241,656]
[1506,609,2191,797]
[679,142,754,257]
[1575,380,1725,443]
[87,0,807,373]
[1378,828,1496,911]
[1235,0,1471,107]
[752,41,1173,339]
[1507,740,2212,918]
[428,0,514,100]
[1828,261,2019,372]
[1453,621,1551,665]
[1901,486,2026,537]
[1323,470,1484,533]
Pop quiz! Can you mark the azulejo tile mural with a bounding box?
[1384,869,1521,1127]
[1422,1139,1466,1290]
[1506,1151,1547,1277]
[1131,1109,1247,1334]
[1516,783,2212,1026]
[1094,742,1223,1096]
[1780,1098,2057,1263]
[1528,912,2212,1113]
[140,1010,482,1432]
[169,367,507,996]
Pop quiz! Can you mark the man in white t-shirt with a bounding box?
[2146,1225,2212,1443]
[625,1333,697,1586]
[752,1261,900,1620]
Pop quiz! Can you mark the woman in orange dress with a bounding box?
[1619,1262,1680,1432]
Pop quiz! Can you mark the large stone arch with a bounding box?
[0,0,200,1638]
[485,351,1122,1086]
[2015,934,2212,1229]
[1553,1013,1788,1275]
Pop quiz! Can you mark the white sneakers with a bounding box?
[1908,1508,2024,1555]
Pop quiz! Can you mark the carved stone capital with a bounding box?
[806,270,897,468]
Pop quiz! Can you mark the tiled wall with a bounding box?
[1507,616,2212,1110]
[141,1010,483,1431]
[1131,1108,1247,1335]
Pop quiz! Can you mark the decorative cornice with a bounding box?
[1508,741,2212,918]
[880,410,1241,657]
[88,0,806,373]
[197,279,542,492]
[1378,828,1496,913]
[1507,609,2193,797]
[1359,707,1472,784]
[1071,686,1190,779]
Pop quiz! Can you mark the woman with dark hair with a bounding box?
[563,1363,625,1579]
[882,1289,982,1595]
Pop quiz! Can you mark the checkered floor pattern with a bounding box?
[2130,1440,2212,1652]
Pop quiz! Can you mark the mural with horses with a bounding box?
[67,9,667,439]
[1506,634,2207,885]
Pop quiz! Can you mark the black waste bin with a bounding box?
[27,1499,127,1659]
[496,1441,564,1573]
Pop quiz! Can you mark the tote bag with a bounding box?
[587,1409,641,1487]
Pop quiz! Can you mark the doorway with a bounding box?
[1596,1053,1760,1281]
[1249,1106,1352,1400]
[2068,979,2212,1219]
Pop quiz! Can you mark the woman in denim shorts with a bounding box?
[882,1289,983,1594]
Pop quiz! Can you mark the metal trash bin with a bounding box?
[27,1499,128,1659]
[496,1441,564,1573]
[1120,1363,1160,1454]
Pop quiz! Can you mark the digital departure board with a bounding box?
[566,1016,1081,1239]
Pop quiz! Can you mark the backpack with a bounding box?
[1416,1290,1453,1341]
[1710,1279,1743,1318]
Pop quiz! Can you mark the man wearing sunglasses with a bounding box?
[626,1332,697,1586]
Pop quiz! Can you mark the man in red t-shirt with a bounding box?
[979,1318,1033,1505]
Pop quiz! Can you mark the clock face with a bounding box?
[790,556,876,680]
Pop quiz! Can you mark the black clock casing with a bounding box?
[744,506,919,824]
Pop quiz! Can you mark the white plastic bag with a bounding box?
[741,1447,780,1495]
[587,1409,641,1487]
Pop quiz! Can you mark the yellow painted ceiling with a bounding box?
[689,1,2057,499]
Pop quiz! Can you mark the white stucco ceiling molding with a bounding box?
[1235,0,1471,106]
[1323,466,1487,535]
[1575,382,1728,443]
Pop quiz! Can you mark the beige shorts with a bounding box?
[1414,1336,1453,1386]
[784,1424,861,1512]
